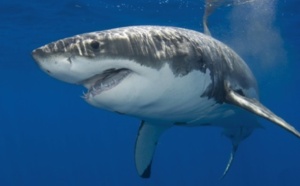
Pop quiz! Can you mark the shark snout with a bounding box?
[32,48,44,62]
[32,41,64,61]
[31,48,54,75]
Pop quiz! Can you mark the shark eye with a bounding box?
[90,40,100,50]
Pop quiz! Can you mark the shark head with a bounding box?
[32,30,164,114]
[32,33,138,83]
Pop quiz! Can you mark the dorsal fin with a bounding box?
[203,14,211,36]
[135,121,170,178]
[224,81,300,138]
[203,0,257,36]
[203,0,219,36]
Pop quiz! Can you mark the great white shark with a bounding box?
[32,26,300,178]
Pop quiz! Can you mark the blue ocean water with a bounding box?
[1,0,300,185]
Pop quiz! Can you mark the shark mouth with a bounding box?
[82,68,131,99]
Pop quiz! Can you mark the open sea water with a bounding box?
[0,0,299,185]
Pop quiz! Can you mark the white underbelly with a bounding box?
[123,65,233,123]
[88,63,235,123]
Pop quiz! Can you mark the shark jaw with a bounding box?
[31,50,133,100]
[81,68,132,100]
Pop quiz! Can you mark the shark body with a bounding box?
[32,26,300,178]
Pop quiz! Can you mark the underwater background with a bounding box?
[0,0,299,185]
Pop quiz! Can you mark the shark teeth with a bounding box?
[82,68,131,99]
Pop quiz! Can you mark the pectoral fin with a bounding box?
[225,82,300,138]
[135,121,170,178]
